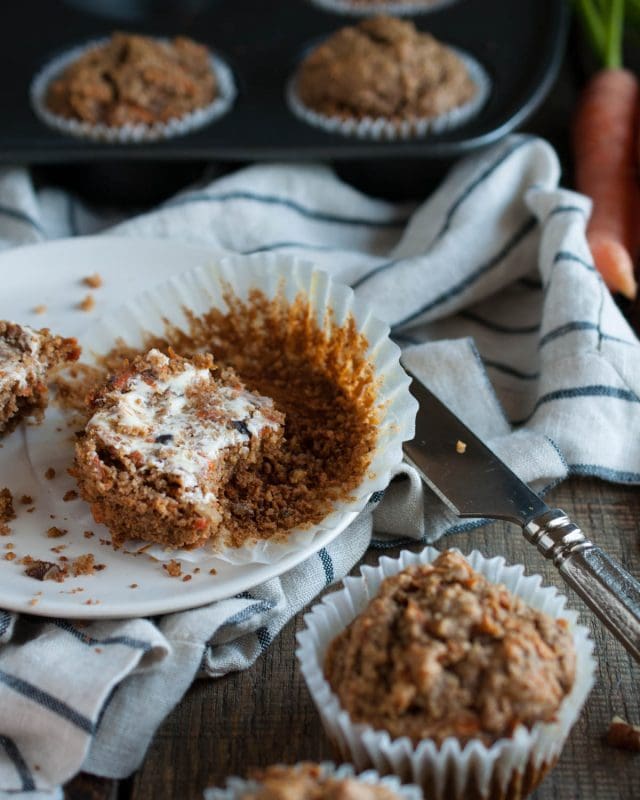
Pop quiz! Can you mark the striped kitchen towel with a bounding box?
[1,133,639,797]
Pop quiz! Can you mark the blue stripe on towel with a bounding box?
[553,251,597,272]
[514,385,640,426]
[392,217,537,330]
[242,241,343,255]
[256,627,272,652]
[352,138,534,290]
[163,191,408,229]
[539,321,599,347]
[318,548,334,586]
[0,735,35,791]
[434,136,533,242]
[547,205,587,221]
[0,205,45,237]
[0,611,13,639]
[223,600,274,628]
[569,464,640,482]
[460,310,540,335]
[0,669,95,734]
[483,359,539,381]
[51,620,153,652]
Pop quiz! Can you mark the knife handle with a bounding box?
[523,508,640,663]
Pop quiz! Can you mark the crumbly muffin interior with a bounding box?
[59,288,379,550]
[74,349,285,549]
[0,321,80,437]
[324,550,576,746]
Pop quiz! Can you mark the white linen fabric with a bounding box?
[1,134,639,797]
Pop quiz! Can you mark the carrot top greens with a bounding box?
[574,0,625,69]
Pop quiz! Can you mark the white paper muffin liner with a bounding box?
[30,37,236,143]
[204,762,422,800]
[296,548,596,800]
[287,48,491,141]
[28,253,416,568]
[308,0,460,16]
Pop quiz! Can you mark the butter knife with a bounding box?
[403,370,640,663]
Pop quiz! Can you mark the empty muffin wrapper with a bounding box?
[296,548,596,800]
[27,252,416,567]
[204,761,422,800]
[30,38,236,143]
[308,0,461,17]
[287,47,490,141]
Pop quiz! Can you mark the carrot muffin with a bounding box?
[295,16,477,124]
[73,348,285,549]
[324,550,576,747]
[45,32,217,127]
[239,764,404,800]
[0,321,80,437]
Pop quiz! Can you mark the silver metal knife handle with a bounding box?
[524,508,640,662]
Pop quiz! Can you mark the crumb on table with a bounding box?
[456,439,467,454]
[607,716,640,751]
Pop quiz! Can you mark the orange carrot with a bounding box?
[573,68,640,300]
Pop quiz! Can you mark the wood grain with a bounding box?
[112,477,640,800]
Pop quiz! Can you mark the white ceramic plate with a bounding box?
[0,237,376,619]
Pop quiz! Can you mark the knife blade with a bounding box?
[403,369,640,663]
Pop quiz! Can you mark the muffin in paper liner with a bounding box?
[296,547,596,800]
[287,48,491,141]
[204,762,423,800]
[308,0,460,17]
[26,252,416,568]
[30,37,236,143]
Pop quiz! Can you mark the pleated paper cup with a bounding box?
[30,38,236,143]
[287,48,490,141]
[204,762,423,800]
[308,0,461,16]
[44,252,416,567]
[296,548,596,800]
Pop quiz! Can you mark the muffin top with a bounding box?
[324,550,576,746]
[240,764,404,800]
[45,32,217,126]
[295,16,476,122]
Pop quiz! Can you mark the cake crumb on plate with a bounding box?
[83,274,103,289]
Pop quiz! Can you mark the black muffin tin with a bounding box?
[1,0,569,200]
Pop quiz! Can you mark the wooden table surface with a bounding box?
[65,476,640,800]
